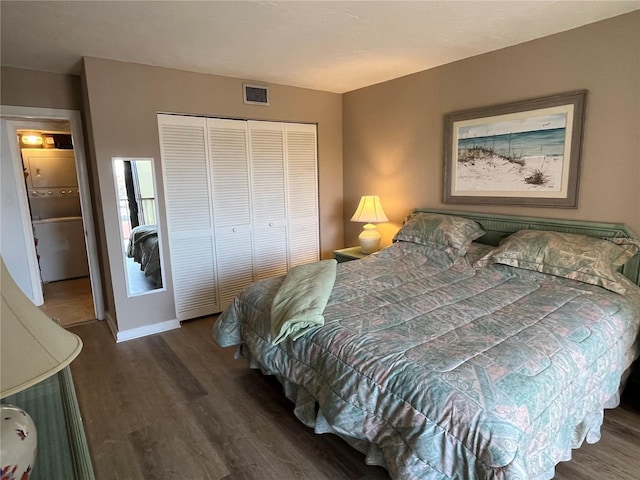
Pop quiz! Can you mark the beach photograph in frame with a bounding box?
[443,91,586,207]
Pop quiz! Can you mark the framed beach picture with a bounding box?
[443,90,586,207]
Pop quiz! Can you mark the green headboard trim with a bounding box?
[412,208,640,287]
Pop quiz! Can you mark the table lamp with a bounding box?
[350,195,389,254]
[1,258,83,479]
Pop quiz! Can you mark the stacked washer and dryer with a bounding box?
[22,146,89,283]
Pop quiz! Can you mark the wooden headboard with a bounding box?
[413,208,640,287]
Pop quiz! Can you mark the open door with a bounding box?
[0,106,104,320]
[0,117,43,303]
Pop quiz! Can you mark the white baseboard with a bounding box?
[116,319,181,342]
[105,313,181,343]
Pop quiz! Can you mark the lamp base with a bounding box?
[359,223,382,254]
[1,405,37,480]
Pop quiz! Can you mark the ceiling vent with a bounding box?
[243,83,270,106]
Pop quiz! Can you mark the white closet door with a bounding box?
[285,123,319,267]
[248,121,289,280]
[252,222,288,280]
[208,118,255,308]
[215,225,254,308]
[158,114,219,319]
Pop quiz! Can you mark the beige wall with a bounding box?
[343,12,640,247]
[82,57,343,332]
[1,66,83,110]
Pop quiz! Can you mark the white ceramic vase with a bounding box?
[0,404,37,480]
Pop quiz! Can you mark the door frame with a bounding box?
[1,105,105,319]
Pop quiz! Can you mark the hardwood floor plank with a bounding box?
[40,277,95,327]
[129,416,229,480]
[69,318,640,480]
[190,394,289,480]
[145,335,208,402]
[92,439,145,480]
[159,316,244,384]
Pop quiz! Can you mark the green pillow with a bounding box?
[393,213,485,259]
[475,230,639,294]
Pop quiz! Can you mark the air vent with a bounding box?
[243,83,270,106]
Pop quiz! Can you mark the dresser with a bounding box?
[3,367,94,480]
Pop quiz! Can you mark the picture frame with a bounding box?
[443,90,587,208]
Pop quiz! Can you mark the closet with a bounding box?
[157,114,319,320]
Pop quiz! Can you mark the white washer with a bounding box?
[32,216,89,282]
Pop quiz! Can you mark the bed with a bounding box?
[127,224,162,287]
[213,209,640,479]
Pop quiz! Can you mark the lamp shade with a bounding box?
[350,196,388,224]
[1,258,83,399]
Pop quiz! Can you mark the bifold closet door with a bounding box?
[248,121,289,281]
[207,118,255,309]
[285,123,319,267]
[159,115,319,319]
[158,114,219,320]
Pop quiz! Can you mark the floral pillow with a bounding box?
[475,230,640,294]
[393,213,485,259]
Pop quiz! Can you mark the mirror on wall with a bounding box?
[113,158,164,296]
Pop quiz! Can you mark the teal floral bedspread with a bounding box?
[213,242,640,480]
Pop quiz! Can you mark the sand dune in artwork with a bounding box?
[456,155,563,192]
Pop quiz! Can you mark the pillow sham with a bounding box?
[393,213,485,259]
[475,230,639,294]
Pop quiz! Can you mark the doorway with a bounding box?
[0,106,104,324]
[21,128,94,325]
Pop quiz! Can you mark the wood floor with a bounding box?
[69,317,640,480]
[40,276,95,327]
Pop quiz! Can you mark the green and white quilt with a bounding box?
[213,241,640,480]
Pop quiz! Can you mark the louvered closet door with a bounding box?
[157,114,219,319]
[285,123,319,267]
[207,118,255,309]
[248,121,289,280]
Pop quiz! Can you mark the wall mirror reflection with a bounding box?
[113,158,164,296]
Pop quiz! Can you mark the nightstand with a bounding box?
[333,246,367,263]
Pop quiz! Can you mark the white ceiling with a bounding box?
[2,1,638,94]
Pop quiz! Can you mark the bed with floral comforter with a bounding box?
[213,212,640,480]
[127,224,162,286]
